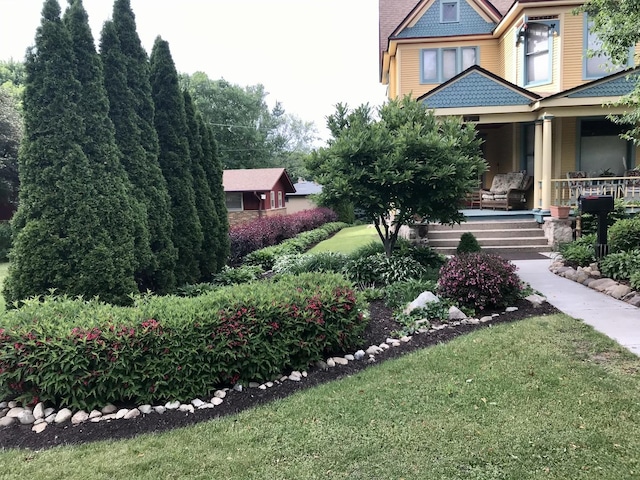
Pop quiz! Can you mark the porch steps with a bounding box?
[427,219,551,255]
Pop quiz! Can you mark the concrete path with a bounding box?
[514,258,640,356]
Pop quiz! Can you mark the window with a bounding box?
[270,191,275,209]
[278,191,283,208]
[525,23,551,85]
[421,47,478,84]
[441,0,458,23]
[584,16,630,79]
[225,192,243,211]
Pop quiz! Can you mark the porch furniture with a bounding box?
[480,171,532,210]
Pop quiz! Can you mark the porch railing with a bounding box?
[550,176,640,207]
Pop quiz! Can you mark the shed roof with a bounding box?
[222,168,296,193]
[289,181,323,196]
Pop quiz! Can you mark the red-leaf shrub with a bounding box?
[0,273,365,410]
[437,253,522,310]
[229,208,337,264]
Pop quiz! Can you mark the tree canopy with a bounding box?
[579,0,640,141]
[307,96,486,255]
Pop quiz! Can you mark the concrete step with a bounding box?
[429,236,547,248]
[429,220,539,231]
[429,228,544,240]
[434,245,553,256]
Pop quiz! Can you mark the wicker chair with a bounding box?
[480,171,532,210]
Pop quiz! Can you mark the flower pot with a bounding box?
[550,205,570,219]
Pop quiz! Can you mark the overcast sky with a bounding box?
[0,0,388,143]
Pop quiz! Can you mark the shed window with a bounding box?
[225,192,243,211]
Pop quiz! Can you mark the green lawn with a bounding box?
[2,314,640,479]
[309,224,381,254]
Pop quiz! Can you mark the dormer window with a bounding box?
[522,21,556,86]
[441,0,459,23]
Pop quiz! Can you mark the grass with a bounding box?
[2,314,640,479]
[309,224,381,254]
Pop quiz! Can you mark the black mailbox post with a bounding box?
[579,194,614,258]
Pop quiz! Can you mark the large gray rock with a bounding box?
[33,402,45,420]
[71,411,89,425]
[405,291,439,314]
[448,306,467,320]
[589,278,617,292]
[0,416,16,427]
[54,408,73,424]
[18,412,35,425]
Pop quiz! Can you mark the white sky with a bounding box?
[0,0,388,143]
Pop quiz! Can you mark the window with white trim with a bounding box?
[441,0,459,23]
[278,191,283,208]
[584,15,630,79]
[525,22,551,86]
[421,47,478,84]
[270,191,275,209]
[225,192,243,211]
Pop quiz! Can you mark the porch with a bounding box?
[549,175,640,208]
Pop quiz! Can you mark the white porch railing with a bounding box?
[550,176,640,207]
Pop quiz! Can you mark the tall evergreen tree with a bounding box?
[199,115,229,269]
[150,37,203,286]
[3,0,135,304]
[183,90,220,280]
[63,0,139,296]
[108,0,177,292]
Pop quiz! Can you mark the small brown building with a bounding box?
[222,168,296,227]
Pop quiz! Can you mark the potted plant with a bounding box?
[550,205,571,219]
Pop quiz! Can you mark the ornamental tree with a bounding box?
[307,96,486,256]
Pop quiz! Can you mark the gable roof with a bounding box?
[418,65,540,108]
[222,168,296,193]
[542,67,640,100]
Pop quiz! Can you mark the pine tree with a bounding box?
[183,90,220,280]
[200,116,230,270]
[108,0,177,292]
[150,37,203,286]
[4,0,134,304]
[63,0,139,296]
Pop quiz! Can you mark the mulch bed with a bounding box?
[0,298,560,451]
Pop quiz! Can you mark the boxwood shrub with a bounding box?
[0,273,365,410]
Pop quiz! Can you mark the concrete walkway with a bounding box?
[514,258,640,356]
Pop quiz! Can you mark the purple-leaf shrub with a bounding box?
[437,253,522,310]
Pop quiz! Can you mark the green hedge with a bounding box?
[0,273,365,410]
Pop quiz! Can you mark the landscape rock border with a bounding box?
[549,255,640,307]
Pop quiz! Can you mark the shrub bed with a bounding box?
[0,273,365,411]
[229,208,338,264]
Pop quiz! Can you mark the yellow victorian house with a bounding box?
[379,0,640,214]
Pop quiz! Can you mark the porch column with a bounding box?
[541,114,554,210]
[533,120,543,210]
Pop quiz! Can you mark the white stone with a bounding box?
[33,402,45,420]
[379,343,390,350]
[248,382,260,388]
[0,401,7,409]
[491,313,499,318]
[390,341,401,347]
[211,397,224,406]
[505,306,518,313]
[138,405,152,415]
[6,407,24,418]
[0,416,15,427]
[32,422,47,434]
[480,316,492,323]
[400,336,412,343]
[280,376,288,382]
[385,338,396,345]
[179,404,194,413]
[153,406,166,415]
[165,401,180,410]
[448,306,467,320]
[354,350,366,360]
[213,390,227,399]
[258,384,267,390]
[18,412,35,425]
[7,401,17,408]
[365,346,381,355]
[191,399,205,408]
[289,371,302,381]
[333,357,348,365]
[100,413,116,421]
[198,403,214,409]
[405,291,440,314]
[326,358,336,367]
[266,381,274,388]
[233,384,243,392]
[468,318,481,324]
[89,410,103,419]
[115,408,129,419]
[54,408,73,424]
[525,294,546,307]
[33,418,45,425]
[90,417,102,423]
[124,408,141,419]
[344,354,355,361]
[71,410,89,425]
[101,404,117,414]
[433,324,447,330]
[44,407,55,417]
[44,413,56,424]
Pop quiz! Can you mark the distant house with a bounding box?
[286,180,323,214]
[222,168,296,226]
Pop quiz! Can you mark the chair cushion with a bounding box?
[490,172,526,193]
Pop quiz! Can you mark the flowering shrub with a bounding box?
[0,273,365,410]
[229,208,338,264]
[437,253,522,310]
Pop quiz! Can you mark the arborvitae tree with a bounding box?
[4,0,134,304]
[200,116,230,269]
[108,0,177,292]
[183,90,220,280]
[150,37,203,286]
[63,0,139,296]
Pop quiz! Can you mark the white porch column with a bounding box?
[541,115,554,210]
[533,119,543,210]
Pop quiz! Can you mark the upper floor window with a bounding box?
[584,16,631,79]
[441,0,459,23]
[421,47,478,84]
[525,22,552,86]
